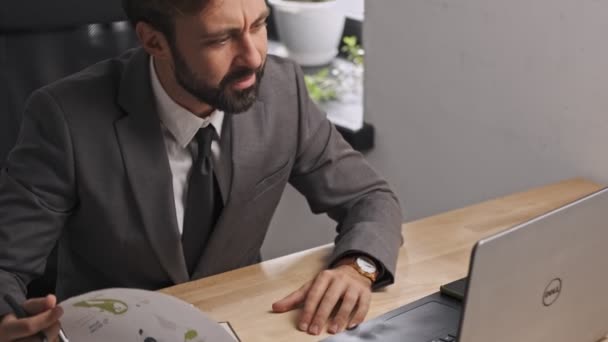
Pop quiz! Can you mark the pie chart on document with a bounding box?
[59,288,236,342]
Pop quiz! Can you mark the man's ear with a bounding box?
[135,21,172,61]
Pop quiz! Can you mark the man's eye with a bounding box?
[254,20,268,29]
[208,36,230,46]
[201,34,232,46]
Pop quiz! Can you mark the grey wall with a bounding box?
[363,0,608,221]
[262,0,608,260]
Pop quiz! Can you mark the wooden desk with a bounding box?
[161,178,602,341]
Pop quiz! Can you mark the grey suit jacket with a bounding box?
[0,48,403,316]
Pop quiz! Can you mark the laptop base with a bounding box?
[322,292,462,342]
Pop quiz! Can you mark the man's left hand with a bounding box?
[271,263,372,335]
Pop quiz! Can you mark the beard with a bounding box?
[170,45,265,114]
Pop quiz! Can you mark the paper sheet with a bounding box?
[59,288,235,342]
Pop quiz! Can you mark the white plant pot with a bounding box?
[269,0,345,66]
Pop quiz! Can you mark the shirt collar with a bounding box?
[149,57,224,148]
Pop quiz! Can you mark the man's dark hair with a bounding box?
[122,0,208,40]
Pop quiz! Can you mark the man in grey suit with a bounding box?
[0,0,403,340]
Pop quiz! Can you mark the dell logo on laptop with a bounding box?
[543,278,562,306]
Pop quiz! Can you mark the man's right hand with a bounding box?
[0,295,63,342]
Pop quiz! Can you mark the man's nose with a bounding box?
[235,33,263,69]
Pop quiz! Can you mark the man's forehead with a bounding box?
[199,0,267,22]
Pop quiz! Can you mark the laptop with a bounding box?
[324,187,608,342]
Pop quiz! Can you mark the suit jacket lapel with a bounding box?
[224,101,269,206]
[193,101,269,277]
[114,48,189,285]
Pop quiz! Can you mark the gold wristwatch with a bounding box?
[347,256,379,283]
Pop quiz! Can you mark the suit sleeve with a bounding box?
[287,62,404,289]
[0,89,76,316]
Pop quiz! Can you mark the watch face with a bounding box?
[356,257,376,273]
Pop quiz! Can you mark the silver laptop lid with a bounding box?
[459,187,608,342]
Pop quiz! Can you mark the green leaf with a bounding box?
[304,68,339,103]
[184,329,198,341]
[343,36,357,48]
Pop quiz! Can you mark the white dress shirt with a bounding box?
[149,58,225,235]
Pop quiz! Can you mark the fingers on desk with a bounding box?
[299,269,372,336]
[271,281,312,313]
[335,287,370,333]
[298,270,333,334]
[307,276,347,335]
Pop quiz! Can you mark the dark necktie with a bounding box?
[182,125,223,276]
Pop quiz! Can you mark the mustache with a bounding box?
[220,64,265,88]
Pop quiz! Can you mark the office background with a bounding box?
[263,0,608,259]
[1,0,606,261]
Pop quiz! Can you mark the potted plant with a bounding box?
[304,36,364,104]
[268,0,345,66]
